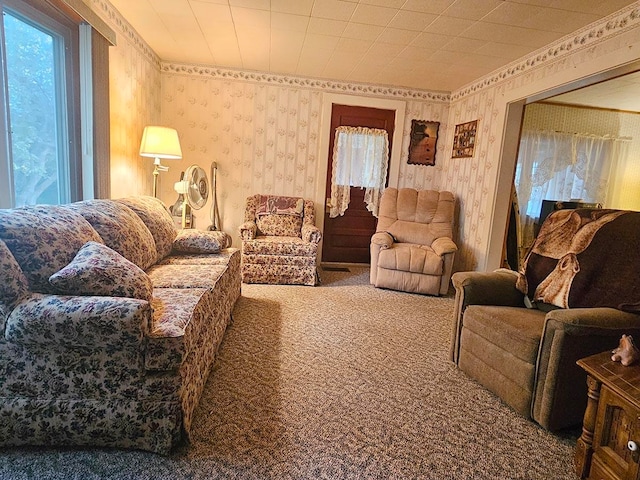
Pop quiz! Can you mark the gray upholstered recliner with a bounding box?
[370,188,457,296]
[450,208,640,431]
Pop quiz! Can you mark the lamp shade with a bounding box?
[139,126,183,159]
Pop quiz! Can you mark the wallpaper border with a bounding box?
[160,63,450,103]
[86,0,161,68]
[452,5,640,99]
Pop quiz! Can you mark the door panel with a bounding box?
[322,104,395,264]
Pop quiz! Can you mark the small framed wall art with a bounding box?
[407,119,439,166]
[452,120,478,158]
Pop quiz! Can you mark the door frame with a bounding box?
[315,93,406,263]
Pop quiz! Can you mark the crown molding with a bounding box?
[161,63,450,103]
[452,5,640,100]
[84,0,161,68]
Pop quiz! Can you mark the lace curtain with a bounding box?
[514,129,630,256]
[329,126,389,218]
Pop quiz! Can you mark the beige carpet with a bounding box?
[0,267,578,479]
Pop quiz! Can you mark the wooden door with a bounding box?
[322,104,395,264]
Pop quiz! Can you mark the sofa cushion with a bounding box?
[116,196,177,262]
[0,240,29,332]
[0,205,103,293]
[146,288,211,371]
[147,264,226,289]
[172,230,231,254]
[66,200,157,270]
[49,241,153,301]
[0,239,29,306]
[242,236,317,256]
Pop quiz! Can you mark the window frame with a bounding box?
[0,0,82,208]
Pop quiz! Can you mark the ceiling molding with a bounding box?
[452,4,640,100]
[160,63,451,103]
[84,0,160,68]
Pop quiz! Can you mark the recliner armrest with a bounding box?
[432,237,457,256]
[533,307,640,431]
[371,232,394,249]
[451,269,524,308]
[449,269,525,364]
[239,221,257,241]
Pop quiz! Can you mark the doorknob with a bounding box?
[325,198,332,214]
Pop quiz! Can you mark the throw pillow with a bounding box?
[49,241,153,301]
[172,229,231,254]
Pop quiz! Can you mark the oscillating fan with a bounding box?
[173,165,209,228]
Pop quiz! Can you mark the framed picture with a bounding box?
[452,120,478,158]
[407,119,439,166]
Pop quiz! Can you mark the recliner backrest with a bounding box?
[376,188,455,245]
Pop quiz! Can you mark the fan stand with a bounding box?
[208,162,220,231]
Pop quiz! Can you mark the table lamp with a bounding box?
[139,126,183,197]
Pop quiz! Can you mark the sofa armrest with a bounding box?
[449,269,525,363]
[239,221,257,241]
[301,224,322,244]
[371,232,394,249]
[532,307,640,431]
[4,293,150,349]
[432,237,457,256]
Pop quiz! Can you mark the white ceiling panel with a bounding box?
[107,0,638,92]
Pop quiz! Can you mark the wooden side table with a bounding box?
[575,351,640,480]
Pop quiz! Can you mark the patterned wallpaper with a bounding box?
[89,0,640,271]
[86,0,162,200]
[160,73,449,248]
[443,4,640,271]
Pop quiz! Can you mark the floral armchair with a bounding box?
[239,194,322,285]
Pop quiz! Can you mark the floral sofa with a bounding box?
[0,196,240,454]
[239,194,321,285]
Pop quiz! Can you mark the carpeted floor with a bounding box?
[0,267,579,480]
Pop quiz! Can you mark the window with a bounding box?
[329,126,389,218]
[0,0,112,209]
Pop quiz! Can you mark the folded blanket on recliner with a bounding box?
[516,208,640,312]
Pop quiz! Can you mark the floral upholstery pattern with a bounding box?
[66,199,157,270]
[0,240,29,323]
[256,213,303,237]
[116,196,177,262]
[172,229,232,254]
[0,205,103,294]
[0,198,241,454]
[49,242,154,301]
[240,195,321,286]
[159,248,237,266]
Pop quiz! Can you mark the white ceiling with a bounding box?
[106,0,638,92]
[548,70,640,112]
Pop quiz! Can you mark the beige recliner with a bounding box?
[370,188,457,296]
